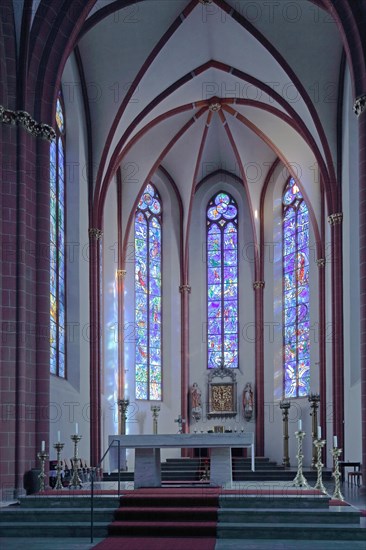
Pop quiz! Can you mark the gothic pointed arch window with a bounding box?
[207,192,239,369]
[50,93,66,377]
[283,178,310,397]
[135,183,162,400]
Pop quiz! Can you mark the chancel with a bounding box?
[0,0,365,548]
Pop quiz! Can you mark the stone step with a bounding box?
[0,507,115,523]
[18,496,119,508]
[219,495,330,509]
[0,522,109,538]
[218,507,361,524]
[217,522,366,541]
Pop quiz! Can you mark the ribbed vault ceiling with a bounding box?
[67,0,343,246]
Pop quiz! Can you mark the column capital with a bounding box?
[116,269,126,279]
[179,284,191,294]
[88,228,103,239]
[353,94,366,117]
[316,258,326,267]
[327,213,343,226]
[253,281,265,290]
[0,105,56,141]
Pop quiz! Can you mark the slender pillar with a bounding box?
[116,268,126,433]
[253,281,265,456]
[180,284,191,456]
[356,93,366,488]
[328,213,344,454]
[316,257,327,463]
[88,228,103,466]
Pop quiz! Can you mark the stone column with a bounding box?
[180,284,191,456]
[355,93,366,488]
[88,228,103,466]
[328,213,344,454]
[253,281,265,457]
[316,257,327,462]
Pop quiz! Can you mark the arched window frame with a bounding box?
[134,183,162,400]
[282,177,310,398]
[206,191,239,369]
[50,91,66,378]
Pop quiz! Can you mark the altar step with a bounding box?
[103,457,333,483]
[104,489,366,544]
[0,496,118,537]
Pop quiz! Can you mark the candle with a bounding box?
[317,426,321,439]
[57,431,61,442]
[75,423,78,435]
[298,419,302,431]
[41,440,45,452]
[333,435,338,448]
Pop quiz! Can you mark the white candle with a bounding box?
[333,435,338,448]
[298,419,302,431]
[57,431,61,442]
[41,440,45,452]
[75,423,78,435]
[317,426,321,439]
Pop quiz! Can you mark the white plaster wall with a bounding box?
[342,66,362,462]
[123,168,181,468]
[50,53,91,464]
[263,164,321,467]
[189,174,256,435]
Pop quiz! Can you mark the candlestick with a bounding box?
[53,442,65,490]
[151,405,161,435]
[69,434,82,489]
[331,446,344,501]
[37,450,49,492]
[308,393,320,468]
[313,439,327,494]
[280,401,291,467]
[292,427,309,488]
[118,398,130,435]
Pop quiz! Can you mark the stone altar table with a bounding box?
[108,432,254,488]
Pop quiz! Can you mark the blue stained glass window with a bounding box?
[283,178,310,397]
[207,192,238,368]
[135,184,162,400]
[50,93,66,378]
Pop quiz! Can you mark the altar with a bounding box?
[108,432,254,488]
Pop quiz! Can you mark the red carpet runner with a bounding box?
[93,488,218,550]
[92,487,331,550]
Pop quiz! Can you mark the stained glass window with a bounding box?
[207,192,238,369]
[283,178,310,397]
[50,94,66,378]
[135,183,162,400]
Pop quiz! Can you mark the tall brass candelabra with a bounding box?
[37,450,49,492]
[308,394,320,468]
[280,401,291,467]
[69,434,82,489]
[118,398,130,435]
[292,430,309,488]
[53,442,65,490]
[331,446,344,501]
[151,405,160,434]
[313,439,327,493]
